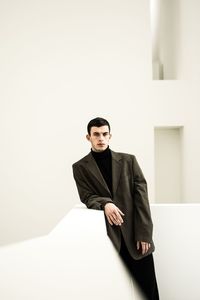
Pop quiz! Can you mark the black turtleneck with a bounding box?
[91,146,113,196]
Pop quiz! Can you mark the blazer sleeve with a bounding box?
[132,156,153,243]
[72,163,113,210]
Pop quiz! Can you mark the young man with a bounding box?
[72,117,159,300]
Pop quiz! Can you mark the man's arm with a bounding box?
[73,164,125,226]
[72,164,113,210]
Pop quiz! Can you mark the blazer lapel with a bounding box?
[111,151,122,196]
[83,151,122,197]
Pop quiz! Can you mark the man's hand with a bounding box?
[104,203,125,226]
[137,241,151,255]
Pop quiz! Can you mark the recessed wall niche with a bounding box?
[154,126,183,203]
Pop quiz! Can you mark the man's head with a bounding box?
[86,117,111,152]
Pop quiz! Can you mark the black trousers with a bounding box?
[119,234,159,300]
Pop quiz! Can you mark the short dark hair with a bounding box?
[87,117,111,135]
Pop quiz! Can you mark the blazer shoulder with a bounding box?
[111,150,136,161]
[72,153,91,168]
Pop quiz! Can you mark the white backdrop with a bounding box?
[1,0,200,246]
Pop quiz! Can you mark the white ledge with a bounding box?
[1,203,200,300]
[0,204,142,300]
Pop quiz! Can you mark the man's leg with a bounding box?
[119,234,159,300]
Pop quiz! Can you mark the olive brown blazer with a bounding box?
[72,150,155,260]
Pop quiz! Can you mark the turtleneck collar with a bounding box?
[91,146,111,160]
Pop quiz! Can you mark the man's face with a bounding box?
[86,125,111,152]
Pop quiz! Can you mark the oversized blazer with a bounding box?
[72,150,155,260]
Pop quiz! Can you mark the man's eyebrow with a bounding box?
[93,131,109,134]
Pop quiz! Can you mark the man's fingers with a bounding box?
[113,212,124,225]
[115,209,125,220]
[137,241,140,250]
[141,242,149,255]
[113,211,124,224]
[111,214,121,226]
[137,241,151,255]
[117,208,125,216]
[108,215,122,226]
[107,215,113,226]
[142,244,147,255]
[104,204,124,226]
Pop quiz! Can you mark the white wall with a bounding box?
[176,0,200,79]
[1,0,200,247]
[0,0,152,245]
[151,204,200,300]
[149,82,200,203]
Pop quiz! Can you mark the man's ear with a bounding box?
[86,134,90,141]
[109,133,112,140]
